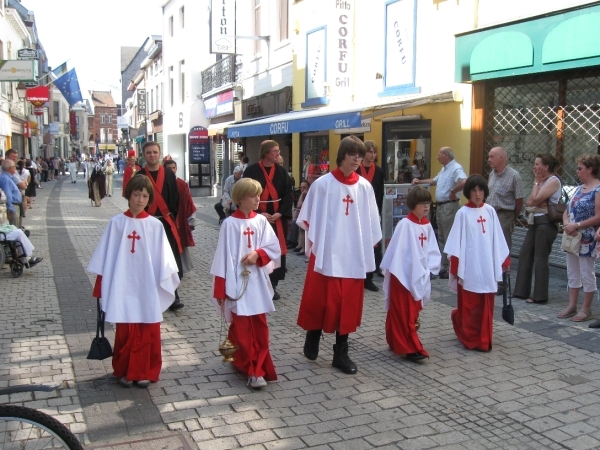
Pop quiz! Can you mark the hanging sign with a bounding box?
[210,0,236,54]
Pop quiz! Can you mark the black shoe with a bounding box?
[304,330,321,360]
[293,248,304,253]
[438,269,449,279]
[286,243,298,249]
[376,270,384,278]
[332,342,357,374]
[589,320,600,329]
[364,280,379,292]
[406,352,427,362]
[169,298,184,311]
[272,290,280,300]
[495,287,506,296]
[26,257,43,268]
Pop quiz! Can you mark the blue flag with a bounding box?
[55,68,83,106]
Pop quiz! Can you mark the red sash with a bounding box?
[359,163,375,184]
[258,161,287,255]
[145,166,182,253]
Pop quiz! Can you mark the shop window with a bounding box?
[301,132,329,184]
[382,120,431,184]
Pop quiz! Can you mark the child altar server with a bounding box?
[380,186,441,361]
[87,175,180,388]
[210,178,281,388]
[445,174,510,352]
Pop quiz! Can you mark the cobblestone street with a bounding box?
[3,175,600,449]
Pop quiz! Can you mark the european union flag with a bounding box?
[55,68,83,107]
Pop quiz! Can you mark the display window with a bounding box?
[301,132,329,184]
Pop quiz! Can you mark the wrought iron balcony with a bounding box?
[201,55,242,94]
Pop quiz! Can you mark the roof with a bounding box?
[89,91,116,108]
[121,46,139,72]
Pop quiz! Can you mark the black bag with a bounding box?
[87,298,113,360]
[502,272,514,325]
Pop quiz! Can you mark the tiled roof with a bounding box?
[89,91,116,108]
[121,46,139,72]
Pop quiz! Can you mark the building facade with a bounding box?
[89,91,118,155]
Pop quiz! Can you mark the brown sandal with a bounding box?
[557,307,577,319]
[571,310,592,322]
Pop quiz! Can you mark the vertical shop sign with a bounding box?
[329,0,354,99]
[305,27,327,101]
[384,0,417,89]
[210,0,236,55]
[138,89,147,116]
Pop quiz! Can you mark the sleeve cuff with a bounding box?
[214,276,226,299]
[449,256,459,276]
[256,249,271,267]
[502,256,511,272]
[93,275,102,298]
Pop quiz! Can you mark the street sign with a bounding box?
[18,48,38,60]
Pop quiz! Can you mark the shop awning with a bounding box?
[208,121,235,136]
[227,107,363,138]
[135,135,145,143]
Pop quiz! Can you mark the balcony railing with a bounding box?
[201,55,242,94]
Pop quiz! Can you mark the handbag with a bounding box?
[561,232,582,255]
[502,272,514,325]
[87,298,113,360]
[547,186,569,223]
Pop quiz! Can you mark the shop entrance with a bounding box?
[382,120,432,184]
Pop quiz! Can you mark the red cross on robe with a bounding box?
[127,230,140,253]
[243,227,255,248]
[477,216,486,233]
[343,194,354,216]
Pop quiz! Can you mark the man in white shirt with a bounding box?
[413,147,466,278]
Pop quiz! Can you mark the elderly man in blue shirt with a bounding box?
[413,147,467,279]
[0,159,22,227]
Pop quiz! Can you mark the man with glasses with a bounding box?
[413,147,466,279]
[244,140,293,301]
[297,136,382,375]
[487,146,523,295]
[356,140,385,291]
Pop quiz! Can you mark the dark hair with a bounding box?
[535,153,559,173]
[259,140,279,159]
[163,160,177,170]
[242,156,249,164]
[142,141,161,154]
[5,149,17,158]
[463,174,489,199]
[407,186,432,210]
[576,153,600,177]
[16,160,24,172]
[336,136,366,166]
[125,175,155,205]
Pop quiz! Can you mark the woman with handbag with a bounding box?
[558,154,600,322]
[513,153,562,304]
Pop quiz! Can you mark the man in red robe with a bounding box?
[122,150,141,197]
[243,140,293,300]
[138,142,183,310]
[163,158,197,273]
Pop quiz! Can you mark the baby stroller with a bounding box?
[0,230,29,277]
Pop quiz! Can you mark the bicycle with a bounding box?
[0,383,84,450]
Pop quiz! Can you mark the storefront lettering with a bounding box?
[219,0,229,35]
[335,119,350,128]
[230,131,240,138]
[269,122,289,134]
[393,21,407,64]
[338,14,348,73]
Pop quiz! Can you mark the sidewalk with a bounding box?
[2,174,600,450]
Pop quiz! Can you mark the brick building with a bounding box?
[89,91,118,155]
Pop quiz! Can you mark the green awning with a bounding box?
[456,3,600,82]
[135,135,145,143]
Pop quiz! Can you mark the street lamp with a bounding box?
[16,83,27,100]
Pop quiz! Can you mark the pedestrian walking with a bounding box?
[103,159,115,196]
[122,150,141,197]
[89,163,106,207]
[297,136,382,374]
[210,178,281,388]
[445,175,510,352]
[380,186,441,361]
[87,175,180,388]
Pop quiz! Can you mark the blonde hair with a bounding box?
[232,178,263,205]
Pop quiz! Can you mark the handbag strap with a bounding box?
[96,297,106,339]
[503,272,512,307]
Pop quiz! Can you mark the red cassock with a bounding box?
[122,165,141,197]
[112,323,162,382]
[449,256,507,352]
[297,253,365,335]
[175,177,196,248]
[385,276,428,357]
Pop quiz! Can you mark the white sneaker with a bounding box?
[247,376,267,388]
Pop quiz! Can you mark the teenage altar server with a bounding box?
[87,175,180,388]
[210,178,281,389]
[380,186,441,361]
[297,136,382,374]
[445,174,510,352]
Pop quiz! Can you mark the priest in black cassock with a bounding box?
[356,140,385,292]
[243,140,293,300]
[138,142,184,311]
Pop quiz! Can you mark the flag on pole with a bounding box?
[54,68,83,106]
[52,62,68,78]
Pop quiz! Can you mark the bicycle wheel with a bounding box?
[0,404,84,450]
